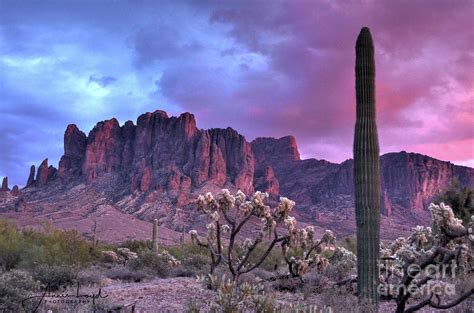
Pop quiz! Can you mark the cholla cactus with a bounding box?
[331,246,357,266]
[282,226,337,278]
[429,203,465,238]
[190,189,299,280]
[159,249,182,267]
[468,215,474,242]
[379,202,473,313]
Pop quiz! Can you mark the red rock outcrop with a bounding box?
[304,152,474,214]
[26,165,35,186]
[251,136,300,166]
[15,109,473,221]
[1,177,8,191]
[51,110,254,201]
[11,185,19,196]
[36,159,50,186]
[59,124,87,177]
[254,166,279,196]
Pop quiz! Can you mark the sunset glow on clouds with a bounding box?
[0,0,473,186]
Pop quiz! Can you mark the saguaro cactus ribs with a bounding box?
[354,26,381,308]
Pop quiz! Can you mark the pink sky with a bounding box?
[1,1,473,186]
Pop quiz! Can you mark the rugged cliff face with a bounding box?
[54,110,254,206]
[303,152,474,216]
[16,110,474,223]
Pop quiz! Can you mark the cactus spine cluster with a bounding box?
[354,27,381,307]
[152,219,159,252]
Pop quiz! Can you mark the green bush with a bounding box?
[30,264,78,290]
[171,253,211,277]
[340,235,357,255]
[105,265,150,282]
[0,269,40,312]
[434,179,473,225]
[119,239,149,253]
[128,251,171,277]
[0,219,101,274]
[0,220,25,271]
[166,242,209,260]
[77,266,107,286]
[21,226,97,267]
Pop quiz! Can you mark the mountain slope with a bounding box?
[1,109,472,240]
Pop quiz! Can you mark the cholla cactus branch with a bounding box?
[378,203,473,313]
[282,228,336,278]
[238,229,288,275]
[404,288,474,313]
[192,189,294,281]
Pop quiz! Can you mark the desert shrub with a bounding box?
[196,273,332,313]
[197,273,272,312]
[434,178,473,225]
[21,227,97,266]
[77,266,107,286]
[0,220,26,271]
[30,264,78,290]
[325,246,357,282]
[171,253,211,277]
[246,244,284,272]
[167,242,209,259]
[166,242,211,276]
[320,286,359,312]
[0,219,100,274]
[272,276,303,292]
[181,252,209,270]
[340,235,357,255]
[128,250,173,277]
[119,239,149,253]
[0,269,40,312]
[105,264,150,282]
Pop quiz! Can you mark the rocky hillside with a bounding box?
[1,109,472,239]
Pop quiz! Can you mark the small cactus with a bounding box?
[152,219,158,252]
[92,220,97,249]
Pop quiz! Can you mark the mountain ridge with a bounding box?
[1,109,472,240]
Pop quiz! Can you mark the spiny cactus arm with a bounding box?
[190,230,208,248]
[235,240,260,273]
[283,256,299,277]
[304,239,325,260]
[226,213,254,277]
[236,232,266,273]
[206,220,224,273]
[221,208,236,226]
[232,214,253,236]
[240,233,289,275]
[394,246,465,313]
[227,234,237,277]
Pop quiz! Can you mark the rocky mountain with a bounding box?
[1,110,473,240]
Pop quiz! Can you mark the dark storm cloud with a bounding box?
[88,75,117,87]
[0,0,473,186]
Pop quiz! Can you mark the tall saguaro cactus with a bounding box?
[354,27,381,308]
